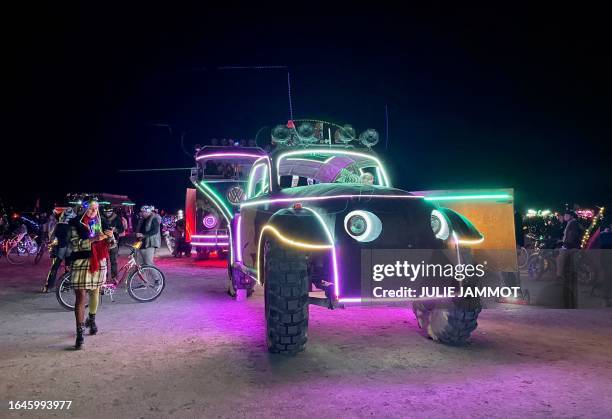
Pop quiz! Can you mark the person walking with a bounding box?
[101,206,124,281]
[68,200,113,349]
[42,208,76,293]
[135,205,161,266]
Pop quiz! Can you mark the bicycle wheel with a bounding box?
[127,265,165,302]
[56,272,75,310]
[7,243,28,265]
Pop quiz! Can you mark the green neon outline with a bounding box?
[247,163,268,199]
[276,149,391,187]
[194,181,234,264]
[424,194,511,201]
[196,181,233,221]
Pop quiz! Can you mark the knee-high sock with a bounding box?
[88,289,100,315]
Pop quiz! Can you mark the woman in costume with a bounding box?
[68,200,113,349]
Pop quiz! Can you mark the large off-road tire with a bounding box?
[263,238,309,355]
[413,299,481,345]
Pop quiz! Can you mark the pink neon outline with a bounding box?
[191,235,229,239]
[236,215,242,262]
[191,242,229,247]
[241,194,424,208]
[196,152,267,161]
[338,298,361,303]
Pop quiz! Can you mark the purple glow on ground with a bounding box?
[191,242,229,247]
[1,254,611,416]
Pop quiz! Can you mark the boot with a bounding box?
[75,323,85,350]
[84,313,98,335]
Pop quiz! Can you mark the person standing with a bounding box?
[68,200,113,349]
[135,205,161,266]
[101,206,124,281]
[42,208,76,293]
[557,210,584,308]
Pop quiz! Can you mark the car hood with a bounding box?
[275,183,416,199]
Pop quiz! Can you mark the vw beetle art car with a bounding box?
[194,120,485,354]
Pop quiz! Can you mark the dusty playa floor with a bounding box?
[1,251,612,418]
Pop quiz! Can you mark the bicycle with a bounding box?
[56,242,165,310]
[0,233,32,265]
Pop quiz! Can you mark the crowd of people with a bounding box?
[517,208,612,307]
[0,201,164,350]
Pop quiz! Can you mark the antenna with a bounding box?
[217,65,293,121]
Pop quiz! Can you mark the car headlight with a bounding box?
[203,214,218,229]
[344,210,382,242]
[431,209,450,240]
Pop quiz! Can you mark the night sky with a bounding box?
[5,5,610,213]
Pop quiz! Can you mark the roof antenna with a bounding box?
[287,71,294,121]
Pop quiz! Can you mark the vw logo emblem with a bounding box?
[227,186,245,205]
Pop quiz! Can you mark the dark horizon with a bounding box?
[4,5,610,214]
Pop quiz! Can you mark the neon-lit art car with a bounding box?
[194,120,487,354]
[188,146,268,262]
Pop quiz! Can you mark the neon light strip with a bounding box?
[246,157,273,193]
[338,298,361,303]
[424,194,511,201]
[194,181,234,264]
[276,149,391,186]
[236,215,242,262]
[196,152,266,161]
[456,236,485,245]
[191,235,229,239]
[247,163,268,198]
[191,242,229,247]
[198,181,233,220]
[256,225,333,285]
[241,194,423,208]
[301,206,340,298]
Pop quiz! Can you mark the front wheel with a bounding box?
[413,299,481,345]
[263,238,309,355]
[56,272,75,310]
[127,265,165,302]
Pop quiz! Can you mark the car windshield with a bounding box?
[198,157,260,181]
[276,150,389,188]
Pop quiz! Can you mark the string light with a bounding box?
[581,207,605,249]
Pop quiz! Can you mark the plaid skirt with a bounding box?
[71,258,107,290]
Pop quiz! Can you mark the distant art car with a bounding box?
[191,120,488,354]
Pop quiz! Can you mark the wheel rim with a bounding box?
[129,267,164,301]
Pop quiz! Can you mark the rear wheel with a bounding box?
[7,242,28,265]
[263,238,309,355]
[413,298,481,345]
[56,272,75,310]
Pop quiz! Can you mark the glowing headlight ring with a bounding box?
[431,210,450,240]
[203,214,218,229]
[344,210,382,242]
